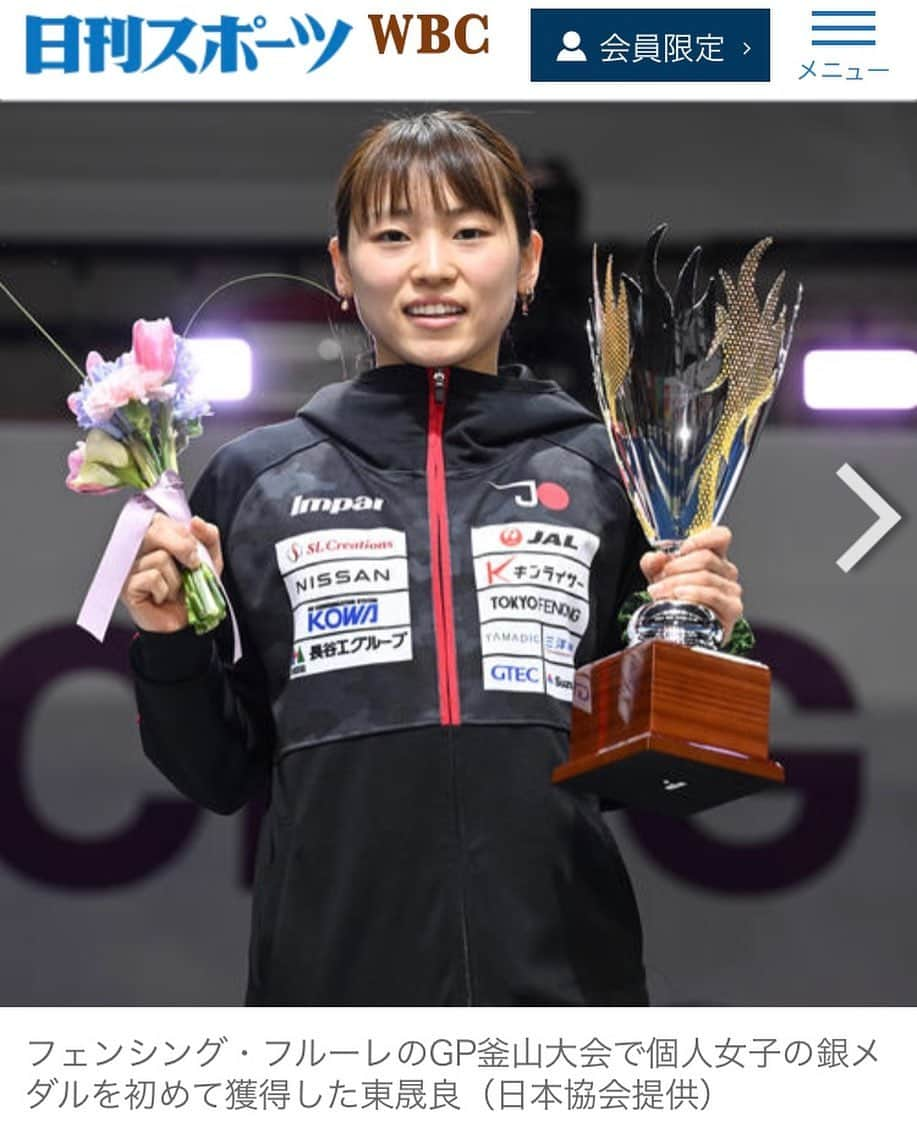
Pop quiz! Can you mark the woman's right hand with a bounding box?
[120,513,224,634]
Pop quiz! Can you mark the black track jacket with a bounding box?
[130,363,649,1006]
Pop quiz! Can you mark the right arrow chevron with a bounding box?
[836,463,902,572]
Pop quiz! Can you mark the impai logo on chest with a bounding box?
[291,494,384,517]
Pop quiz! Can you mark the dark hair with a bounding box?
[334,110,535,253]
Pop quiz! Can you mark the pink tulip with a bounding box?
[132,318,176,377]
[65,443,120,495]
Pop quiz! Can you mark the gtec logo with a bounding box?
[368,13,488,54]
[490,663,539,684]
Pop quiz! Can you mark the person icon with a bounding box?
[555,30,587,62]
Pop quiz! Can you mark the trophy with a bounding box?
[552,226,802,815]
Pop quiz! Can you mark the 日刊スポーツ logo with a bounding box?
[24,12,353,75]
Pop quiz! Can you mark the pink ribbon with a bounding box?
[77,470,242,663]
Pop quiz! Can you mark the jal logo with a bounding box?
[305,600,379,634]
[490,479,570,511]
[499,527,524,548]
[528,529,579,551]
[368,12,488,54]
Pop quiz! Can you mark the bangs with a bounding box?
[335,112,534,249]
[350,131,506,231]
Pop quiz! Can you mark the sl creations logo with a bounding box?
[24,10,353,74]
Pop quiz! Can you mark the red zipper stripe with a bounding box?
[426,368,461,726]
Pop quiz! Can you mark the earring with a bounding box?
[339,294,350,313]
[520,289,534,317]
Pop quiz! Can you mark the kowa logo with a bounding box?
[367,13,488,54]
[305,599,380,634]
[291,494,384,517]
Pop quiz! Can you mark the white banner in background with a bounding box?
[0,0,914,101]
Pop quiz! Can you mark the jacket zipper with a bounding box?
[425,367,461,726]
[425,367,472,1003]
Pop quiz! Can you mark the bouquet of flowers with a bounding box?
[65,316,234,646]
[2,268,334,659]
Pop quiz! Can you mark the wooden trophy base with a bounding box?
[552,639,784,816]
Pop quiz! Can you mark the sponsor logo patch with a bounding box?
[471,521,599,702]
[277,527,413,678]
[483,656,544,694]
[291,494,384,517]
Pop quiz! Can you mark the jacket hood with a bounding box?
[296,363,601,473]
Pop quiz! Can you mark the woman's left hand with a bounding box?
[639,526,743,644]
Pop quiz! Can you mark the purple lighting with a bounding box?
[184,339,252,401]
[804,350,917,410]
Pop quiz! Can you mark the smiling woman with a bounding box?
[124,109,744,1007]
[328,111,542,374]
